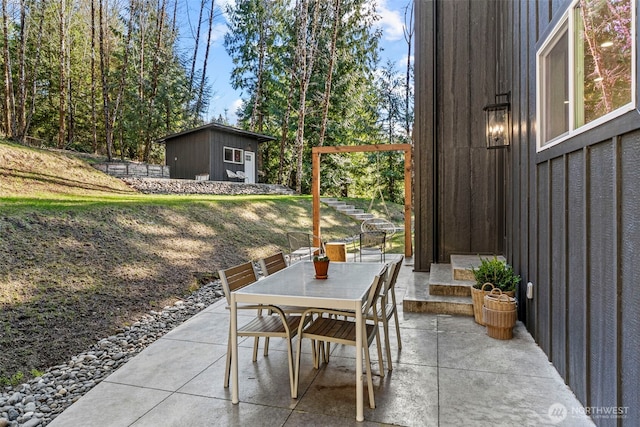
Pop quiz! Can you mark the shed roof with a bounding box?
[158,122,276,143]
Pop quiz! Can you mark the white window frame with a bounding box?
[223,146,244,164]
[536,0,636,152]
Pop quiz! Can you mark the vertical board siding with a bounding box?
[588,141,618,424]
[620,133,640,424]
[415,1,640,423]
[536,161,551,353]
[469,0,501,254]
[413,0,435,271]
[566,149,588,405]
[438,0,471,260]
[550,157,566,378]
[166,129,209,179]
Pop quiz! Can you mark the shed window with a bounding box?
[537,0,635,151]
[224,147,244,164]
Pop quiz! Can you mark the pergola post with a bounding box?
[312,151,321,247]
[312,144,413,257]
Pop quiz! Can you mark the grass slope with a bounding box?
[0,140,407,382]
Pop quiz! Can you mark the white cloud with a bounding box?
[377,0,406,42]
[210,22,228,45]
[228,98,244,124]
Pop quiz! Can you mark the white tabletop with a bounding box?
[234,261,385,310]
[230,260,386,421]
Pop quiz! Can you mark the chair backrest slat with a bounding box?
[219,262,259,303]
[259,252,288,276]
[364,264,388,315]
[383,256,404,295]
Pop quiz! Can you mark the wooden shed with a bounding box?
[414,1,639,424]
[158,123,275,182]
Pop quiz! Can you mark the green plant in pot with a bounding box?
[469,257,521,325]
[313,254,330,279]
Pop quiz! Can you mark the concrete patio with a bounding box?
[48,258,593,426]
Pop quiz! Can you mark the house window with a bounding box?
[224,147,244,164]
[537,0,634,151]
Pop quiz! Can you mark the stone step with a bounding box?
[450,254,506,281]
[428,264,474,297]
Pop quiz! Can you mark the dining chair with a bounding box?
[258,251,301,352]
[293,264,388,407]
[369,255,404,371]
[258,251,289,276]
[286,231,324,262]
[356,231,386,262]
[219,261,304,398]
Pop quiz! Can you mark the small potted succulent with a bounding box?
[470,256,521,325]
[313,254,330,279]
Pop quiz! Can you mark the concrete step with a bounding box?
[336,205,355,212]
[403,292,473,316]
[351,213,374,220]
[402,263,473,316]
[450,254,506,281]
[342,209,364,215]
[320,197,337,203]
[326,202,347,208]
[428,264,474,297]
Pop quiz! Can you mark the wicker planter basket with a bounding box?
[484,289,516,311]
[470,283,494,325]
[482,306,517,340]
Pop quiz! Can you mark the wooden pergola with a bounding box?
[312,144,413,257]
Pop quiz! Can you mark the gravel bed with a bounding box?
[122,177,295,195]
[0,280,226,427]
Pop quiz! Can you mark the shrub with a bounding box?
[471,256,521,292]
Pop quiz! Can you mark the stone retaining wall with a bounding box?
[94,163,170,178]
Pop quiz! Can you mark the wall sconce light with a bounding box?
[483,92,510,149]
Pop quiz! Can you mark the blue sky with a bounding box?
[179,0,413,124]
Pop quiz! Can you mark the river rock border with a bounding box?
[0,279,226,427]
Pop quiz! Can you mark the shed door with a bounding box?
[244,152,255,183]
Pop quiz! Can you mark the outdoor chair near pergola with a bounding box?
[310,143,413,257]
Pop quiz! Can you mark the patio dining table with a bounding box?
[229,260,385,422]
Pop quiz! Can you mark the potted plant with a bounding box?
[313,255,330,279]
[469,257,521,325]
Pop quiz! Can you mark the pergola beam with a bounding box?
[312,144,413,257]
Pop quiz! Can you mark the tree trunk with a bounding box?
[58,0,67,148]
[91,0,98,153]
[195,0,214,123]
[143,0,166,162]
[25,0,46,141]
[293,0,320,193]
[15,0,27,142]
[189,0,205,98]
[403,1,414,139]
[317,0,340,147]
[2,0,16,138]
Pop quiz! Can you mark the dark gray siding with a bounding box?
[413,0,435,271]
[508,1,639,424]
[209,132,257,181]
[414,0,505,270]
[415,0,640,424]
[620,134,640,420]
[165,129,210,179]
